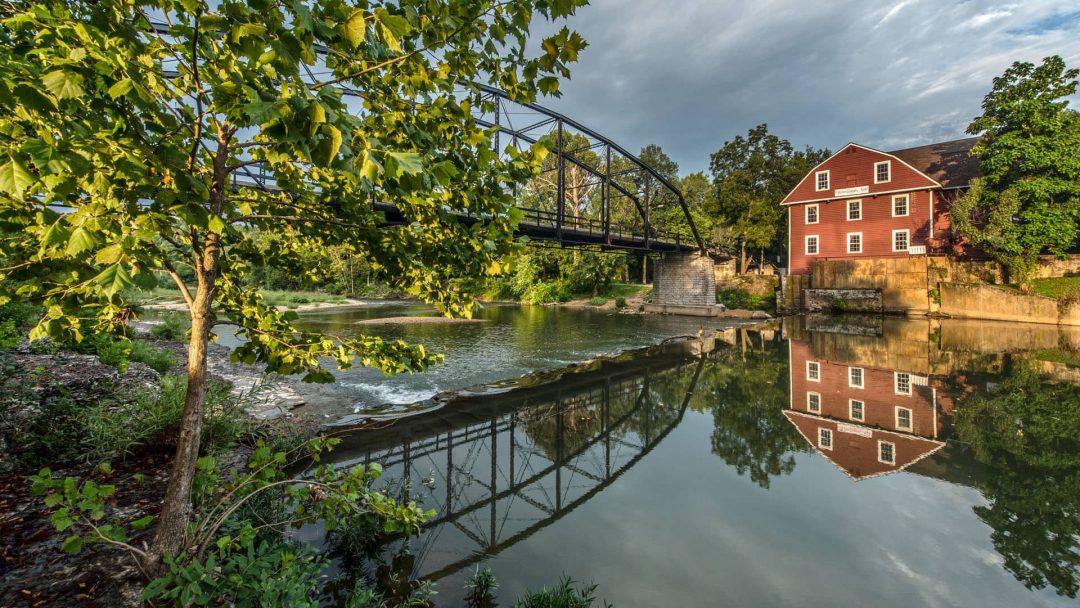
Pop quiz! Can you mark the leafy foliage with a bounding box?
[514,577,603,608]
[708,124,829,272]
[951,56,1080,286]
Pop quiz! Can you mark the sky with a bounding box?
[531,0,1080,174]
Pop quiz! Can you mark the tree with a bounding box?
[0,0,586,569]
[709,124,829,273]
[521,131,600,221]
[951,56,1080,287]
[634,144,678,281]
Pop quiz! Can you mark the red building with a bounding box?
[782,138,980,275]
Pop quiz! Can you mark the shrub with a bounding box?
[128,340,177,373]
[716,289,774,311]
[0,299,38,348]
[588,297,607,306]
[614,297,627,309]
[465,567,499,608]
[514,578,602,608]
[150,312,189,341]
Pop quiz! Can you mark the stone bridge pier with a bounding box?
[647,252,718,315]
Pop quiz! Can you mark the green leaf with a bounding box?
[0,158,34,195]
[131,515,153,530]
[66,226,98,256]
[61,535,83,555]
[107,78,134,100]
[95,243,124,265]
[42,70,85,100]
[51,509,74,532]
[374,8,411,52]
[91,263,134,297]
[342,10,367,48]
[385,151,423,179]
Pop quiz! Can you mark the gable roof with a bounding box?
[887,137,981,189]
[780,142,941,205]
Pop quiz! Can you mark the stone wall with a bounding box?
[938,284,1080,326]
[804,288,882,313]
[809,257,930,314]
[652,252,716,307]
[778,274,808,314]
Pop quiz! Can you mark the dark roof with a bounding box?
[888,137,981,189]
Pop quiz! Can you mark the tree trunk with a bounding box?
[739,241,748,276]
[641,255,648,284]
[146,235,221,570]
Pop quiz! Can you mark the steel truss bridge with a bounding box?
[323,348,708,585]
[147,20,706,255]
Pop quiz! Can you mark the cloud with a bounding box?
[529,0,1080,173]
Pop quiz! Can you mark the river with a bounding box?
[269,306,1080,607]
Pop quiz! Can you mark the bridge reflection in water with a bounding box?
[325,340,709,584]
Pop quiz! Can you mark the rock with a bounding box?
[751,310,773,320]
[715,303,727,312]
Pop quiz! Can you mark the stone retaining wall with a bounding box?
[652,252,715,307]
[939,284,1080,326]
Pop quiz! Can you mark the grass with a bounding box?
[588,297,608,306]
[1032,276,1080,300]
[1034,349,1080,367]
[258,289,350,307]
[598,283,649,299]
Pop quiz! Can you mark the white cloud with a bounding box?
[530,0,1080,172]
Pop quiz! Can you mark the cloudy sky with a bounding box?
[532,1,1080,174]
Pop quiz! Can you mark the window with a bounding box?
[892,229,910,252]
[807,392,821,413]
[849,399,864,421]
[805,204,819,225]
[875,161,891,183]
[895,372,912,395]
[892,194,909,217]
[847,199,862,221]
[806,235,819,255]
[896,407,913,432]
[819,428,833,450]
[847,232,862,254]
[849,367,864,388]
[806,361,821,382]
[878,440,895,464]
[816,170,830,192]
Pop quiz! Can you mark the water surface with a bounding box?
[309,315,1080,607]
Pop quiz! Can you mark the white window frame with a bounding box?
[895,406,913,432]
[848,366,864,389]
[892,194,909,217]
[847,199,862,221]
[874,161,891,184]
[815,170,830,192]
[806,360,821,382]
[847,232,863,254]
[807,391,821,413]
[805,235,820,256]
[894,372,912,395]
[892,229,910,253]
[878,440,896,464]
[819,428,833,450]
[849,399,865,421]
[805,204,819,225]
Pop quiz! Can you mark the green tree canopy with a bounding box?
[951,55,1080,286]
[0,0,587,568]
[709,124,829,273]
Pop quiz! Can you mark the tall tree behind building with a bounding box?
[709,125,830,273]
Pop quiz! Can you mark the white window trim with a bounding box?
[895,406,913,432]
[874,160,891,184]
[805,234,820,256]
[806,360,821,382]
[848,366,864,389]
[847,232,863,254]
[894,371,912,395]
[849,399,864,421]
[891,194,909,217]
[815,170,830,192]
[878,440,896,464]
[807,391,821,413]
[847,199,862,221]
[819,428,833,450]
[892,229,910,253]
[805,204,819,225]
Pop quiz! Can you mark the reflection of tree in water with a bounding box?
[705,330,807,489]
[954,359,1080,599]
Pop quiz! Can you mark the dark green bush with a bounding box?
[614,297,627,309]
[128,340,178,373]
[588,297,607,306]
[0,299,38,348]
[716,289,775,311]
[514,577,603,608]
[150,312,189,341]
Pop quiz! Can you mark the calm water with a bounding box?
[301,313,1080,607]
